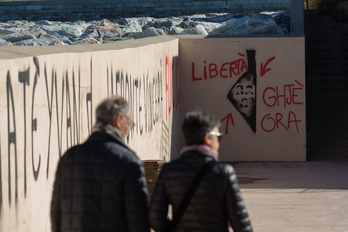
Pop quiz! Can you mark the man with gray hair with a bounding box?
[51,96,150,232]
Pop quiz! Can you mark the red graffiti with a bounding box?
[221,113,235,135]
[165,56,172,120]
[165,55,179,120]
[260,56,276,76]
[173,57,179,110]
[262,80,304,108]
[192,58,247,82]
[261,80,304,133]
[261,111,302,133]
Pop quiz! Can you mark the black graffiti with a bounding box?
[19,68,30,197]
[107,67,164,140]
[0,54,177,208]
[7,71,18,205]
[86,59,93,135]
[32,57,41,181]
[39,59,91,178]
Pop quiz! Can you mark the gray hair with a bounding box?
[95,96,130,124]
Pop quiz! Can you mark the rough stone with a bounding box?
[13,39,43,46]
[0,28,14,35]
[5,20,28,26]
[72,37,101,45]
[35,20,53,25]
[125,17,154,27]
[169,26,184,35]
[246,18,278,34]
[132,27,165,39]
[180,24,208,35]
[273,11,290,32]
[41,24,84,37]
[122,21,142,37]
[178,21,190,29]
[254,13,272,20]
[195,21,222,33]
[0,11,290,47]
[210,16,250,35]
[112,17,128,26]
[210,16,279,35]
[0,37,13,46]
[82,19,122,41]
[3,34,35,43]
[26,28,47,37]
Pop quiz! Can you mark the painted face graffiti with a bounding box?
[227,50,257,133]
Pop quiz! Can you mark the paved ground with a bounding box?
[233,155,348,232]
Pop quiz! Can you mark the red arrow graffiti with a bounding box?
[260,56,276,76]
[221,113,235,135]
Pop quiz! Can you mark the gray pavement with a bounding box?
[233,155,348,232]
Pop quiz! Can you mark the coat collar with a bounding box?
[180,144,219,161]
[180,149,216,162]
[86,131,130,151]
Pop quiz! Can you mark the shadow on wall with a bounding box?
[170,56,182,161]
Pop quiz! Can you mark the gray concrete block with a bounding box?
[0,6,16,11]
[142,3,155,7]
[154,7,165,11]
[0,0,293,22]
[26,5,42,11]
[162,2,173,7]
[125,3,137,7]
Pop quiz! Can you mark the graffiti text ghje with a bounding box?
[191,57,247,82]
[261,80,304,133]
[262,80,304,108]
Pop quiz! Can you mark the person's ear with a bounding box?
[204,132,211,146]
[114,114,123,129]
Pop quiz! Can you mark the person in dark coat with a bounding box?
[149,111,253,232]
[51,96,150,232]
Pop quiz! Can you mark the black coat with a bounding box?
[51,132,150,232]
[149,150,253,232]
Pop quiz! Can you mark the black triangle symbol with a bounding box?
[227,50,257,133]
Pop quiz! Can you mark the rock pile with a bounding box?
[0,11,290,46]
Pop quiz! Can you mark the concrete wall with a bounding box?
[0,36,179,231]
[178,36,306,162]
[0,34,306,231]
[0,0,290,21]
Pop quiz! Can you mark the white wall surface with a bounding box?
[0,37,179,232]
[179,36,306,162]
[0,35,306,232]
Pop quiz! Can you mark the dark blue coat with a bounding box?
[51,132,150,232]
[149,150,253,232]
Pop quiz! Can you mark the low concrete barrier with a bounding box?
[0,36,180,231]
[0,34,305,231]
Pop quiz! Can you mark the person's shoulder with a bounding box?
[157,157,184,176]
[161,156,185,168]
[60,144,82,159]
[107,141,142,165]
[215,162,236,175]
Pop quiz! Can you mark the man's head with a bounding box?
[182,111,222,151]
[95,96,133,138]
